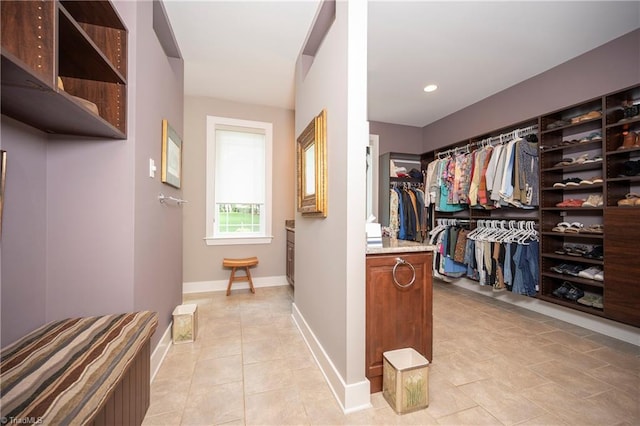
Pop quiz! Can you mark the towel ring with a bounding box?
[392,257,416,288]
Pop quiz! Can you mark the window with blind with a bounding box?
[205,116,273,245]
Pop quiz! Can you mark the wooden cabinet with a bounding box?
[604,209,640,326]
[286,229,294,287]
[602,85,640,327]
[536,84,640,327]
[1,0,127,139]
[365,251,433,393]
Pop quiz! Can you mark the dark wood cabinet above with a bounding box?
[1,0,127,139]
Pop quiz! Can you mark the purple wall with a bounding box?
[422,29,640,152]
[132,1,184,346]
[0,1,183,348]
[369,121,422,154]
[0,118,48,344]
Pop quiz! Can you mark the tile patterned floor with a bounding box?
[142,283,639,425]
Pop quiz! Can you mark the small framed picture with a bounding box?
[161,119,183,188]
[0,150,6,238]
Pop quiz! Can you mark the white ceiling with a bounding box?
[164,1,640,128]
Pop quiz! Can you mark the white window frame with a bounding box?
[205,116,273,246]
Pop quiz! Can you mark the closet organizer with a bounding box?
[420,83,640,328]
[422,124,541,293]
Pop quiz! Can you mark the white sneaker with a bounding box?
[578,266,601,280]
[594,270,604,281]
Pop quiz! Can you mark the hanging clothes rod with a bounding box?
[158,193,188,205]
[435,125,538,158]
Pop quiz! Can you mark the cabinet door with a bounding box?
[286,241,295,286]
[366,252,432,393]
[604,209,640,327]
[286,230,294,286]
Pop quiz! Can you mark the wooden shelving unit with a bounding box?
[1,0,127,139]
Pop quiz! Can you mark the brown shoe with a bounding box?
[618,131,638,150]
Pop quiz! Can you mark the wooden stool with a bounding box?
[222,257,259,296]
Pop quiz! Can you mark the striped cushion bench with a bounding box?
[1,311,157,425]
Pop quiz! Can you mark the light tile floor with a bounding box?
[142,283,639,426]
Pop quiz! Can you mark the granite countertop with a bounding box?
[366,237,435,255]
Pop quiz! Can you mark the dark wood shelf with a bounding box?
[605,146,640,157]
[541,253,603,266]
[604,115,640,130]
[1,54,125,139]
[606,176,640,183]
[542,183,603,192]
[541,271,604,288]
[541,231,603,239]
[58,5,125,84]
[1,0,127,139]
[537,294,606,317]
[60,0,126,29]
[541,207,603,212]
[540,139,603,154]
[541,161,604,173]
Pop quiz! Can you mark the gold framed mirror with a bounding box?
[297,109,327,217]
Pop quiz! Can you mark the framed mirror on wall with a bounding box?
[297,109,327,217]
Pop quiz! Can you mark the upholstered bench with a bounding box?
[223,257,259,296]
[0,311,157,425]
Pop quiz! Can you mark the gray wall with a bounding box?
[181,96,295,283]
[0,118,48,343]
[369,121,422,155]
[422,29,640,152]
[294,0,369,409]
[0,0,184,348]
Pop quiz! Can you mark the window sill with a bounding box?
[204,236,273,246]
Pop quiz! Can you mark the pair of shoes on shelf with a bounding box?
[554,153,591,167]
[579,132,602,143]
[617,193,640,206]
[556,199,585,208]
[581,224,604,234]
[577,292,604,309]
[583,245,604,260]
[553,177,582,187]
[618,100,640,123]
[547,119,570,130]
[620,160,640,177]
[551,221,583,233]
[551,263,583,276]
[582,194,603,207]
[552,281,585,301]
[579,176,603,185]
[578,266,604,281]
[617,131,640,150]
[555,244,589,257]
[570,110,602,124]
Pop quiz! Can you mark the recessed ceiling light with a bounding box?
[423,84,438,93]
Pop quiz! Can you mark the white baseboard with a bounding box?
[183,275,288,294]
[291,303,372,414]
[447,278,640,347]
[150,323,172,383]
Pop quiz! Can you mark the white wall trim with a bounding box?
[150,323,172,383]
[291,303,372,414]
[448,278,640,346]
[183,275,288,294]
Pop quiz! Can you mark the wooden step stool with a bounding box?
[223,257,259,296]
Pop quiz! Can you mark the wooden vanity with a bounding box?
[365,239,434,393]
